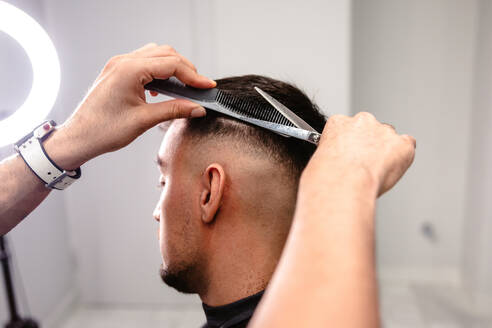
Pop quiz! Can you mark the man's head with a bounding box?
[153,75,326,299]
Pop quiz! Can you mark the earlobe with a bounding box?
[200,164,226,224]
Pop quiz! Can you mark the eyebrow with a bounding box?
[155,155,165,168]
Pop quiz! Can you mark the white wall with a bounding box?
[353,0,478,283]
[463,0,492,306]
[39,0,351,306]
[210,0,351,117]
[0,1,76,325]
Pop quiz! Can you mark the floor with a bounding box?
[59,304,205,328]
[57,284,492,328]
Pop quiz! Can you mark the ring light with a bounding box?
[0,1,60,147]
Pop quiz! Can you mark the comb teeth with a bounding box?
[215,90,296,127]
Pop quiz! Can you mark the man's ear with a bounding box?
[200,164,226,224]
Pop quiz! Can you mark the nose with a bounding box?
[153,204,161,222]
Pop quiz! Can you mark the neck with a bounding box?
[199,217,284,306]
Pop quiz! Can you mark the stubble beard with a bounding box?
[159,263,203,295]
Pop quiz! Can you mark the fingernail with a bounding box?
[201,75,216,86]
[191,106,206,118]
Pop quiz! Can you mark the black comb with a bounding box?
[144,77,295,127]
[144,77,321,144]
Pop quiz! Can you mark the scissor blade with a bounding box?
[234,114,321,145]
[254,87,318,132]
[145,89,321,145]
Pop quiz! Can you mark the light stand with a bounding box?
[0,235,39,328]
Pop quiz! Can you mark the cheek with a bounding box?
[158,180,197,264]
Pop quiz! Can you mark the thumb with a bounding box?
[142,99,206,126]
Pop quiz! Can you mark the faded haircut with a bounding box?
[184,75,327,178]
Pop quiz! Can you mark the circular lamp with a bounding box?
[0,1,60,147]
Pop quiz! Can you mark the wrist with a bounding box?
[300,162,378,199]
[298,162,378,223]
[43,125,85,171]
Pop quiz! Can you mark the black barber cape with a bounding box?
[201,290,264,328]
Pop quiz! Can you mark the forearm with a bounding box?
[250,167,380,327]
[0,154,50,235]
[0,128,79,235]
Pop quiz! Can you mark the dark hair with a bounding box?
[185,75,327,177]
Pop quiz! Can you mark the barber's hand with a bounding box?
[303,112,416,197]
[44,43,215,170]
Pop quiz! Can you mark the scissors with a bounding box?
[254,87,321,145]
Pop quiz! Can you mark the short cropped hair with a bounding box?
[185,75,327,178]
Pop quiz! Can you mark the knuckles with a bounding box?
[160,45,176,53]
[328,114,345,122]
[401,134,417,149]
[103,55,135,75]
[354,111,376,121]
[105,55,125,69]
[168,55,182,65]
[104,44,177,70]
[326,114,347,127]
[112,57,133,74]
[166,101,182,119]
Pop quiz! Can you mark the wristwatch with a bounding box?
[14,121,81,190]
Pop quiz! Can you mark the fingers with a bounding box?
[140,99,207,128]
[130,44,198,73]
[136,56,215,88]
[401,134,416,149]
[382,122,396,131]
[142,48,197,73]
[131,42,159,55]
[354,111,376,121]
[355,112,412,140]
[381,136,416,194]
[107,43,215,92]
[325,112,409,137]
[314,111,417,199]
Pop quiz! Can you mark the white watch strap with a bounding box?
[17,135,79,190]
